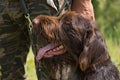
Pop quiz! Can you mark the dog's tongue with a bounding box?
[36,43,58,62]
[36,43,66,62]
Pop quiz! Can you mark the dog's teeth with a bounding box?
[53,49,57,51]
[56,47,60,50]
[59,45,64,49]
[52,45,64,52]
[49,50,52,52]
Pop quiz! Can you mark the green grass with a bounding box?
[26,48,37,80]
[105,39,120,70]
[26,39,120,80]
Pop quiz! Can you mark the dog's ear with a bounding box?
[79,46,89,71]
[79,21,96,71]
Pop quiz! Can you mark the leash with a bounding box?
[19,0,43,80]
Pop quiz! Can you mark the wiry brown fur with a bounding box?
[33,15,84,80]
[32,11,120,80]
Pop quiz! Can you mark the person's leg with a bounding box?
[0,1,30,80]
[28,1,55,79]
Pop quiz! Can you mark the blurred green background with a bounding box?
[26,0,120,80]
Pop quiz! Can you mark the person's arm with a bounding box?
[71,0,95,21]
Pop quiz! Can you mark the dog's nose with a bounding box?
[33,18,39,24]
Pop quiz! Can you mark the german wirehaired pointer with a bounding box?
[32,11,120,80]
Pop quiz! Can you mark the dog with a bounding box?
[32,11,120,80]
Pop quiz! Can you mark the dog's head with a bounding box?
[32,11,95,61]
[32,15,67,61]
[33,11,109,72]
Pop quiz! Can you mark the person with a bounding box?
[71,0,95,21]
[0,0,94,80]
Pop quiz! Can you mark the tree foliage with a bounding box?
[92,0,120,45]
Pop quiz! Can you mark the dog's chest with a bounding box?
[41,53,82,80]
